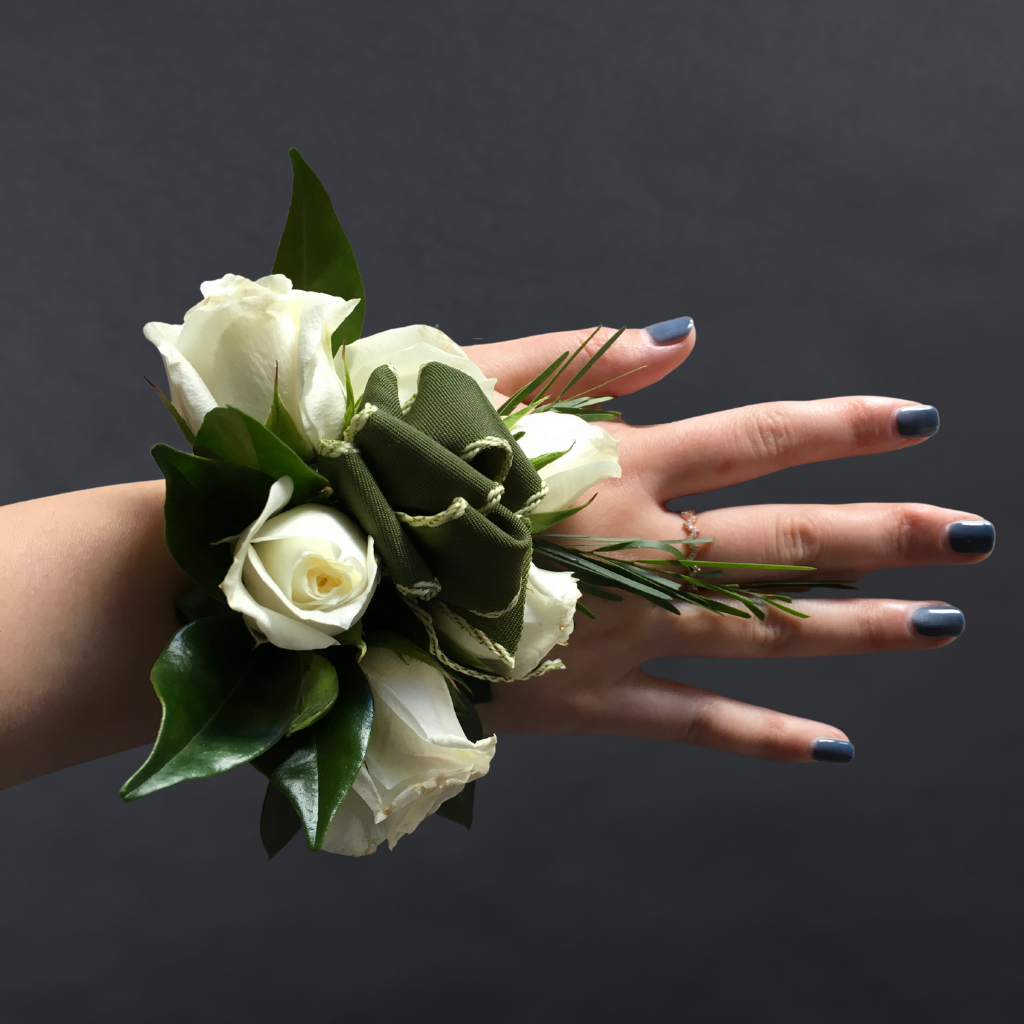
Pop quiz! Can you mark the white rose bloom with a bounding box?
[144,273,359,446]
[433,563,581,679]
[221,477,378,650]
[322,647,496,857]
[514,410,621,513]
[340,324,496,408]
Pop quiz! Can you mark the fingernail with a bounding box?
[813,738,855,764]
[895,404,940,438]
[645,316,693,344]
[948,519,996,555]
[912,605,965,638]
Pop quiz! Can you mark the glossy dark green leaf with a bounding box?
[435,781,475,830]
[253,649,373,851]
[273,148,364,352]
[194,407,330,505]
[287,653,339,735]
[364,629,445,674]
[265,378,315,462]
[334,620,368,660]
[153,444,274,598]
[260,779,302,859]
[174,585,236,625]
[120,616,304,801]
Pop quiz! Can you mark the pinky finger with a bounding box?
[597,668,854,764]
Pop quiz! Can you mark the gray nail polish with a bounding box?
[813,738,855,764]
[912,606,965,638]
[645,316,693,344]
[896,404,940,438]
[948,519,996,555]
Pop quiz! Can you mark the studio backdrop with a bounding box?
[0,3,1019,1021]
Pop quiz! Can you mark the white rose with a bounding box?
[433,563,581,679]
[221,477,378,650]
[340,324,496,407]
[514,410,621,512]
[144,273,359,446]
[322,646,496,856]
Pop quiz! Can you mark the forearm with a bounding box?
[0,481,189,788]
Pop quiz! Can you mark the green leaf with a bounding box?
[364,628,445,674]
[338,344,357,430]
[253,649,374,851]
[265,376,315,462]
[145,376,195,446]
[194,407,331,505]
[567,410,621,422]
[174,585,235,625]
[528,495,596,534]
[273,148,364,353]
[529,446,572,472]
[634,558,815,571]
[576,600,596,619]
[334,620,368,660]
[153,444,274,598]
[558,326,626,398]
[260,780,302,859]
[495,351,570,417]
[576,580,623,601]
[548,394,615,411]
[120,616,304,801]
[287,653,339,735]
[436,628,492,672]
[435,781,475,829]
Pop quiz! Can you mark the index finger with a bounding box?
[466,318,696,400]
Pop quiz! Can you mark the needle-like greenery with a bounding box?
[533,536,855,620]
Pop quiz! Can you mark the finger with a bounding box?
[466,319,696,400]
[622,396,940,499]
[684,503,996,578]
[596,668,852,763]
[645,597,966,659]
[485,661,851,763]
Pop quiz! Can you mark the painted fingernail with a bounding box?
[912,605,965,638]
[895,404,940,438]
[813,738,855,764]
[948,519,996,555]
[645,316,693,344]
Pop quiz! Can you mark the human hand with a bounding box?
[468,320,994,762]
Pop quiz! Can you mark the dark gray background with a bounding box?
[0,2,1019,1021]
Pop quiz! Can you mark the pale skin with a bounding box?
[0,325,991,789]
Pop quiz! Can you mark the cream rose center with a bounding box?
[247,535,368,613]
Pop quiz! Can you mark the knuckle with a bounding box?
[888,502,936,559]
[751,712,796,759]
[774,508,824,567]
[680,691,718,745]
[746,608,800,653]
[857,603,897,653]
[839,397,886,450]
[745,404,799,463]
